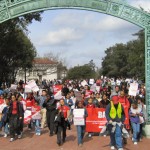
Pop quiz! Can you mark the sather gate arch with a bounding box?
[0,0,150,126]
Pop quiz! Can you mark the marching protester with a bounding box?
[105,95,125,150]
[64,93,73,130]
[31,101,42,136]
[39,90,47,129]
[75,101,88,147]
[56,99,70,146]
[17,95,26,136]
[25,93,35,130]
[9,94,24,142]
[1,98,9,137]
[129,101,143,145]
[43,94,57,136]
[86,98,95,138]
[99,94,110,108]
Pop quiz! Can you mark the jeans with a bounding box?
[33,120,41,134]
[108,124,123,149]
[4,123,9,134]
[77,126,85,145]
[131,122,140,142]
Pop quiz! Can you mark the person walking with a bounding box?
[43,94,57,136]
[105,95,125,150]
[75,101,88,147]
[129,101,143,145]
[56,99,70,146]
[8,94,24,142]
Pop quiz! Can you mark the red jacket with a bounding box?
[86,104,95,108]
[118,96,130,108]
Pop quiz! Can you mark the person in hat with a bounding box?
[105,95,125,150]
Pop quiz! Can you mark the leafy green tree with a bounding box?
[67,65,96,79]
[101,30,145,79]
[0,12,42,85]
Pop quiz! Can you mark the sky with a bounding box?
[27,0,150,68]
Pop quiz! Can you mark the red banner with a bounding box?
[86,108,107,132]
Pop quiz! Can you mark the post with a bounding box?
[143,27,150,138]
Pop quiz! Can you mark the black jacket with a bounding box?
[8,101,24,118]
[43,99,56,111]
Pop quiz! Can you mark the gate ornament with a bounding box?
[0,0,150,125]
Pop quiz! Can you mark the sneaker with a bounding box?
[111,146,115,149]
[134,142,138,145]
[35,133,38,135]
[37,133,41,136]
[4,134,7,138]
[78,144,83,147]
[118,148,123,150]
[88,134,92,138]
[10,138,14,142]
[18,135,22,139]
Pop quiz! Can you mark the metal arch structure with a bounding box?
[0,0,150,123]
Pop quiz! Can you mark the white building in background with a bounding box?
[16,58,66,81]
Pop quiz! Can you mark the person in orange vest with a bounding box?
[105,95,125,150]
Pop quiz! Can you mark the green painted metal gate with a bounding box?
[0,0,150,123]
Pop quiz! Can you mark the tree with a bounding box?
[101,30,145,80]
[67,65,96,79]
[0,12,42,85]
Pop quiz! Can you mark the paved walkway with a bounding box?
[1,126,150,150]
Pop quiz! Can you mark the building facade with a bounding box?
[16,58,61,81]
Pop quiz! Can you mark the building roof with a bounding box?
[34,58,58,65]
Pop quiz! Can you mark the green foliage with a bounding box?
[0,12,42,84]
[67,61,96,79]
[101,30,145,80]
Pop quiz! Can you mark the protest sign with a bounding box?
[129,83,138,96]
[86,108,107,132]
[24,110,32,124]
[96,86,100,93]
[85,90,93,98]
[81,80,88,87]
[10,84,17,90]
[25,85,32,93]
[73,109,85,125]
[54,90,62,100]
[89,79,94,85]
[53,85,62,95]
[90,84,96,92]
[74,91,82,101]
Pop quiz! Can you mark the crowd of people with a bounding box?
[0,77,147,150]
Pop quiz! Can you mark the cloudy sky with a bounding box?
[27,0,150,68]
